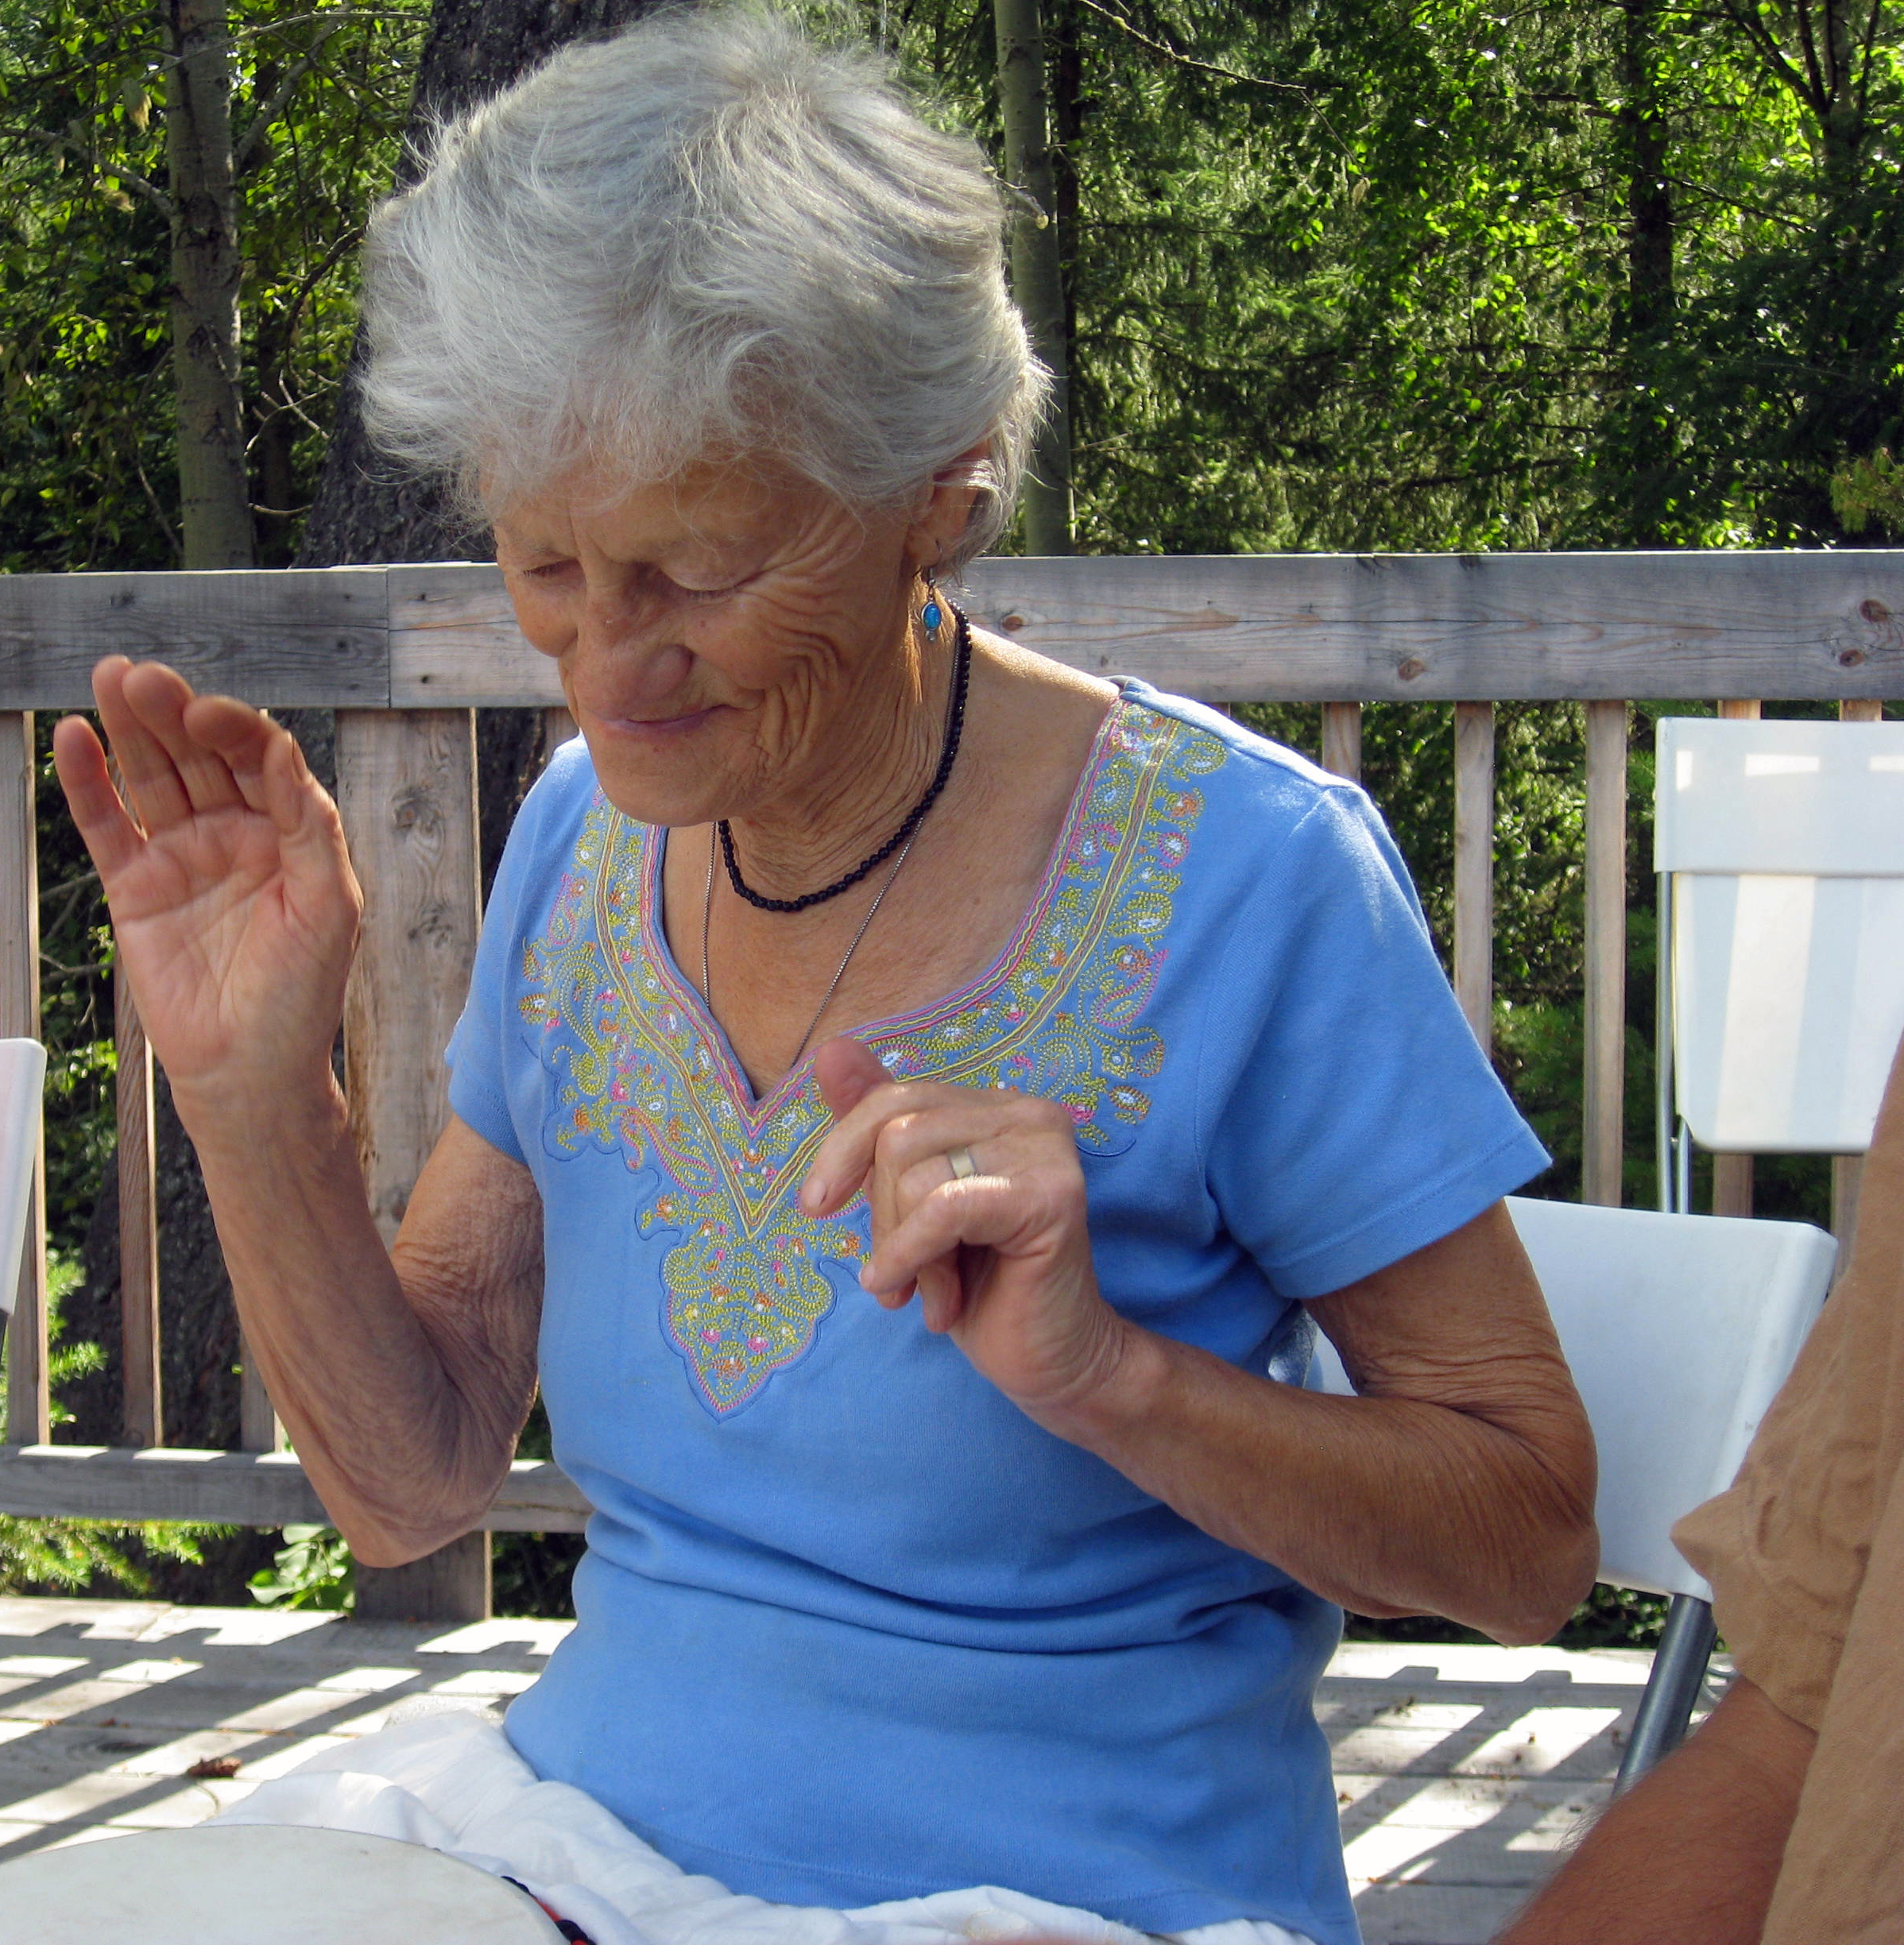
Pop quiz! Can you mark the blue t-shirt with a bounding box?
[447,681,1547,1945]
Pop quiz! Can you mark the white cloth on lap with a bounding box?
[208,1709,1315,1945]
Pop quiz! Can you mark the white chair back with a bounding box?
[1654,717,1904,1154]
[0,1037,44,1331]
[1309,1194,1836,1599]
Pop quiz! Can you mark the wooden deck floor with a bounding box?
[0,1598,1722,1945]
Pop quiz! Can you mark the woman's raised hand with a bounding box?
[52,658,362,1124]
[801,1036,1132,1425]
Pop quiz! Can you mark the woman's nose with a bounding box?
[568,594,696,706]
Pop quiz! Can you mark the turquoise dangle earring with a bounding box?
[920,571,944,642]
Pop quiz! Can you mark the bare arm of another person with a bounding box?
[1493,1674,1814,1944]
[806,1042,1598,1645]
[53,659,542,1564]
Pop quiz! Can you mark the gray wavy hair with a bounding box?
[358,4,1047,570]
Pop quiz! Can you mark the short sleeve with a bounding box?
[1198,783,1548,1298]
[443,760,565,1166]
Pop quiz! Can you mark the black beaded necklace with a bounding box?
[716,602,973,914]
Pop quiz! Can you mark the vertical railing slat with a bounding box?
[1710,700,1762,1216]
[0,712,48,1446]
[1320,702,1362,783]
[543,706,578,766]
[339,706,490,1623]
[1832,698,1883,1247]
[1453,702,1496,1054]
[1581,702,1629,1206]
[115,971,162,1446]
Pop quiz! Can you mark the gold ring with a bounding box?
[946,1145,979,1181]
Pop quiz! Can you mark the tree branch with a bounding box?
[17,130,173,221]
[234,20,346,176]
[1717,0,1821,111]
[1073,0,1310,95]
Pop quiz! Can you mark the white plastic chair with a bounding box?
[0,1038,45,1369]
[1310,1193,1836,1785]
[1654,717,1904,1205]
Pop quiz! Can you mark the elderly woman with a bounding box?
[54,11,1594,1945]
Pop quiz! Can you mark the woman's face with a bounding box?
[493,461,926,829]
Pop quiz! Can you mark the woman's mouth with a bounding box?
[593,705,720,743]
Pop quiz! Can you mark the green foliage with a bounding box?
[0,1253,226,1595]
[872,0,1904,555]
[0,0,427,572]
[248,1523,355,1611]
[1833,448,1904,536]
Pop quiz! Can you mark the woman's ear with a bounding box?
[904,440,992,571]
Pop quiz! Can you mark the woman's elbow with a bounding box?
[327,1485,493,1569]
[1483,1511,1601,1647]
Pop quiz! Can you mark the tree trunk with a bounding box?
[1615,0,1674,544]
[289,0,659,1620]
[297,0,659,571]
[166,0,253,570]
[992,0,1073,555]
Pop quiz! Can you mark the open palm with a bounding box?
[53,658,362,1112]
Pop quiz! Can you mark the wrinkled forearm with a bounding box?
[1038,1321,1598,1643]
[185,1083,525,1564]
[1493,1676,1813,1944]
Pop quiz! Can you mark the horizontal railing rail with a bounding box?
[2,551,1897,1618]
[1,551,1902,707]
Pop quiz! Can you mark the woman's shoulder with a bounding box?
[1112,679,1378,855]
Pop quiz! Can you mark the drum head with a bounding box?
[0,1823,566,1943]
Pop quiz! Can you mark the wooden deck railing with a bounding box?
[2,549,1900,1617]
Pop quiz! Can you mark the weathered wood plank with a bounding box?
[1709,699,1760,1215]
[1832,1155,1863,1255]
[336,709,486,1618]
[1321,701,1362,780]
[1582,702,1628,1207]
[542,705,578,769]
[385,553,1904,706]
[0,713,47,1447]
[1712,1155,1754,1216]
[1829,699,1873,1244]
[1453,702,1495,1053]
[336,710,480,1240]
[0,570,390,710]
[114,972,161,1448]
[237,1338,280,1454]
[0,1448,590,1531]
[1828,707,1878,1256]
[386,565,555,707]
[354,1541,493,1623]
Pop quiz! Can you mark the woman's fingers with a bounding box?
[188,693,300,825]
[811,1036,892,1121]
[860,1173,1027,1306]
[803,1078,1052,1216]
[91,657,192,832]
[51,714,145,884]
[118,660,246,818]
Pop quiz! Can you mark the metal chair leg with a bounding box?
[1616,1592,1719,1792]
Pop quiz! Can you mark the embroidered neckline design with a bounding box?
[519,697,1225,1415]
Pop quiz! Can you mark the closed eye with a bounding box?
[669,572,744,602]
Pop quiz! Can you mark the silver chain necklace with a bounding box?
[700,820,921,1073]
[698,618,962,1073]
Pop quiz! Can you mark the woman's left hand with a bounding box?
[800,1036,1129,1418]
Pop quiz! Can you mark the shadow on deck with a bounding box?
[0,1599,1724,1945]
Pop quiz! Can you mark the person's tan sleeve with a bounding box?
[1671,1041,1904,1733]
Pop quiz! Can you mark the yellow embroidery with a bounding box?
[520,702,1221,1414]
